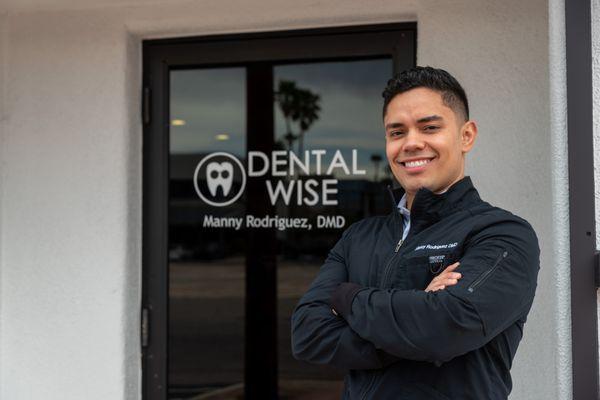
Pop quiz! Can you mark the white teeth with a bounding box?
[404,158,432,168]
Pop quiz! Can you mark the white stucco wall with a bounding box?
[0,8,143,400]
[549,0,572,399]
[0,10,6,398]
[0,1,569,399]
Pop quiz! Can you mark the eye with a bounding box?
[423,125,439,132]
[389,130,405,137]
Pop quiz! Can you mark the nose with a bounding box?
[402,130,426,153]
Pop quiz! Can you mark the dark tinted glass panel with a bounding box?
[167,59,393,400]
[169,67,246,399]
[274,59,393,398]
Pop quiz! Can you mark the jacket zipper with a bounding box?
[360,204,406,400]
[467,249,508,293]
[379,238,404,287]
[361,233,405,400]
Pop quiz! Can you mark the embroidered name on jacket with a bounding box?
[414,242,458,251]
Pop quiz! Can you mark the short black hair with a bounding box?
[382,66,469,122]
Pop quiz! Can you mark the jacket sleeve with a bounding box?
[291,223,398,370]
[331,217,540,364]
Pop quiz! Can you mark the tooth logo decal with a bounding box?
[206,161,233,197]
[194,152,246,207]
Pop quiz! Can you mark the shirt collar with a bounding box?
[387,175,481,230]
[397,186,451,215]
[397,193,411,219]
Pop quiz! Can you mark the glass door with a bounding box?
[143,24,416,400]
[168,67,247,398]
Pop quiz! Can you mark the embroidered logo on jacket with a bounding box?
[428,254,446,263]
[428,254,447,274]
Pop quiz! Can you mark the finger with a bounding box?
[441,278,459,286]
[425,284,436,292]
[426,263,462,292]
[427,276,459,292]
[429,271,461,289]
[425,283,447,292]
[437,271,462,280]
[443,262,460,273]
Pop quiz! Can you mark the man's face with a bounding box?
[384,87,475,199]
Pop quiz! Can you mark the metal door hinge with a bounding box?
[594,251,600,288]
[141,307,149,348]
[142,87,151,125]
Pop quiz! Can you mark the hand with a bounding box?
[424,262,461,292]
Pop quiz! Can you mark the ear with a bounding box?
[460,120,478,153]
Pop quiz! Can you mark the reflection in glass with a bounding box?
[167,59,393,400]
[274,59,393,399]
[169,68,246,400]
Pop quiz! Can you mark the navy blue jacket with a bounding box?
[291,176,540,400]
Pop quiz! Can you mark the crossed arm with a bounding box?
[290,227,393,370]
[291,219,540,368]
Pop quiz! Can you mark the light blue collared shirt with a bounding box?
[397,193,411,241]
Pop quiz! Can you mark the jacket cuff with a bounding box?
[330,282,363,318]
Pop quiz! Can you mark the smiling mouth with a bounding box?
[400,157,435,168]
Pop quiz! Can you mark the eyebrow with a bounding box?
[385,115,444,130]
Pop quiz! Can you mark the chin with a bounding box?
[399,183,425,194]
[398,177,428,190]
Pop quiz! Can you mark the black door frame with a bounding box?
[141,22,416,400]
[565,0,599,398]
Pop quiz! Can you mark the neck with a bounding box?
[406,194,415,210]
[405,175,465,210]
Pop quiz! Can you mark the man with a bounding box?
[291,66,540,399]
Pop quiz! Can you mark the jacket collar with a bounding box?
[387,175,481,232]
